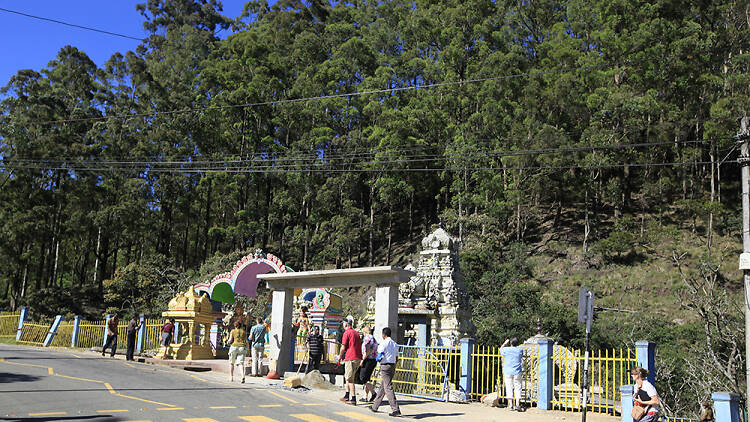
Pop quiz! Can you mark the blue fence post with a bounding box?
[71,316,81,348]
[43,315,64,347]
[620,384,634,422]
[712,392,741,422]
[635,341,656,385]
[174,322,181,343]
[136,315,146,354]
[459,337,475,396]
[537,339,554,410]
[103,315,111,347]
[15,307,27,341]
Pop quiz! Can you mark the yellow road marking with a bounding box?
[29,412,67,416]
[71,354,82,358]
[97,409,129,413]
[335,411,389,421]
[0,353,179,408]
[209,406,237,409]
[258,404,282,408]
[115,393,176,407]
[183,419,219,422]
[239,417,279,422]
[157,407,185,410]
[266,389,299,404]
[289,414,337,422]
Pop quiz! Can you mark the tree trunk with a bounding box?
[93,226,101,288]
[386,207,393,265]
[203,178,213,264]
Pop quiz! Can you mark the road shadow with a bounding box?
[0,415,122,421]
[0,372,41,383]
[409,412,465,419]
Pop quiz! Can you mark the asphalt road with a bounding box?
[0,344,390,422]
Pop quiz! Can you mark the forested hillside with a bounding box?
[0,0,748,413]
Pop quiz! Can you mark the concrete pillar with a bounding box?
[635,341,656,385]
[459,337,475,395]
[210,323,219,349]
[43,315,64,347]
[269,288,294,375]
[136,315,146,353]
[71,316,81,348]
[537,339,554,410]
[174,322,181,343]
[103,314,111,347]
[712,392,741,422]
[15,307,27,341]
[374,284,398,340]
[416,322,428,347]
[620,384,634,422]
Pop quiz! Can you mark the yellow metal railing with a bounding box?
[143,319,163,352]
[49,321,75,347]
[76,320,105,348]
[471,344,539,405]
[372,345,455,401]
[18,321,51,346]
[0,312,20,338]
[551,347,636,414]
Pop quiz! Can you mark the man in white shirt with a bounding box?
[369,327,401,417]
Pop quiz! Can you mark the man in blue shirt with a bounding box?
[499,337,524,411]
[249,317,267,377]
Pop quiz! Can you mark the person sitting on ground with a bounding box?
[499,337,524,411]
[227,320,248,383]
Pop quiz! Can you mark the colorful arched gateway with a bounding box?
[193,249,292,304]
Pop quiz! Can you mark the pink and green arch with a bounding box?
[193,250,293,303]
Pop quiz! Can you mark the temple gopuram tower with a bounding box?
[369,227,473,346]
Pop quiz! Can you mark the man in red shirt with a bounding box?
[338,318,363,405]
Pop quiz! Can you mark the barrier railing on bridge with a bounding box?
[372,345,454,401]
[17,320,52,346]
[75,320,105,348]
[551,347,636,414]
[470,343,539,406]
[49,320,74,347]
[0,311,21,338]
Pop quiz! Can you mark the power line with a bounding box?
[0,159,729,174]
[0,7,144,41]
[0,139,710,167]
[21,66,601,126]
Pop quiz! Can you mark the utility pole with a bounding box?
[577,287,594,422]
[738,116,750,419]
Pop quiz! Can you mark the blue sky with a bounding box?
[0,1,250,88]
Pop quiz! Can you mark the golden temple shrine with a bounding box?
[157,287,220,360]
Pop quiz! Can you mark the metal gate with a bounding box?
[374,345,453,401]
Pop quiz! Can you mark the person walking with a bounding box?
[125,315,141,361]
[101,312,119,358]
[632,366,660,422]
[249,317,267,377]
[338,318,362,405]
[369,326,401,417]
[359,326,378,403]
[306,325,324,372]
[227,320,248,383]
[500,337,524,411]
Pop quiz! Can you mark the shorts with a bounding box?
[160,332,172,346]
[358,358,377,384]
[344,359,361,383]
[228,346,247,364]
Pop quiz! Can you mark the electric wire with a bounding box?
[21,66,602,126]
[0,7,144,41]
